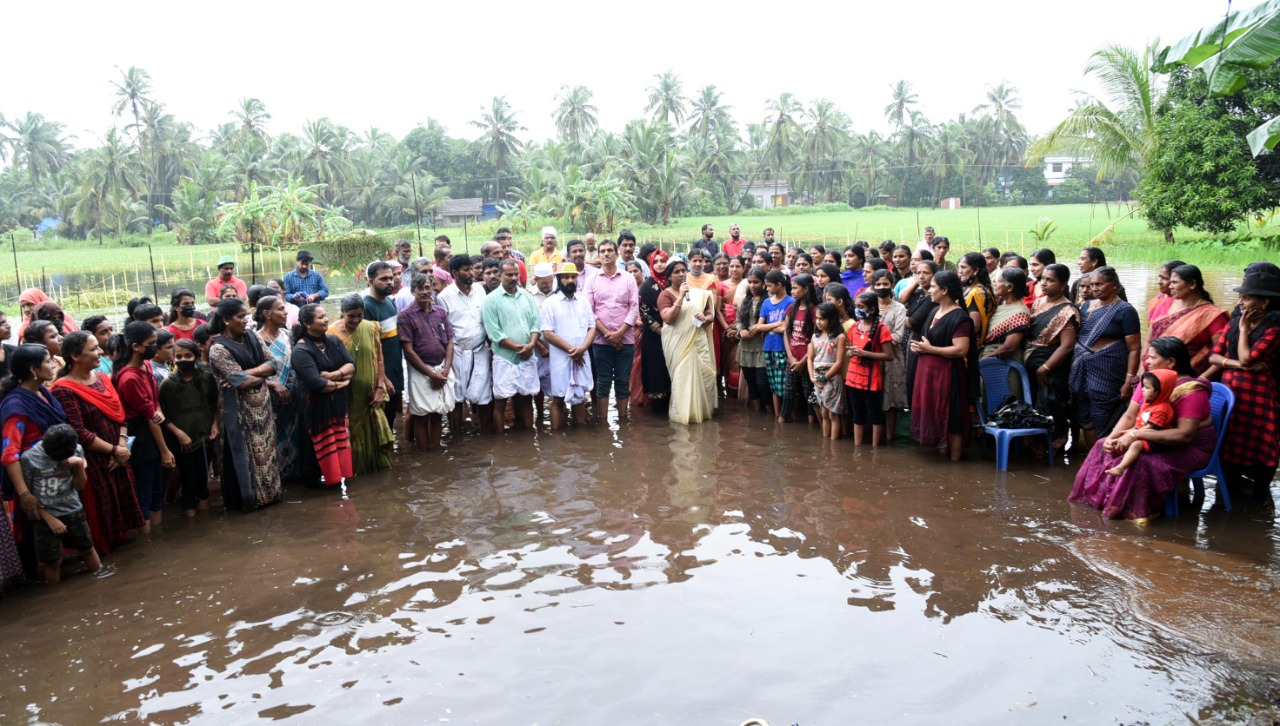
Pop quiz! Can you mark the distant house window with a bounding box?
[1051,163,1063,173]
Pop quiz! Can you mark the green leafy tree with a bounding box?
[1140,66,1280,236]
[1009,164,1049,202]
[1050,178,1091,204]
[158,178,219,244]
[1155,0,1280,155]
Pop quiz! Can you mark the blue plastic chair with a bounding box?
[976,358,1054,471]
[1164,382,1234,517]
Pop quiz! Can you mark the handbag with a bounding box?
[991,394,1054,429]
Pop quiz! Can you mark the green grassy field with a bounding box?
[4,202,1275,309]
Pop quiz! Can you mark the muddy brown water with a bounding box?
[1,406,1277,724]
[2,258,1278,723]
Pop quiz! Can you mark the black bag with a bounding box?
[991,394,1054,429]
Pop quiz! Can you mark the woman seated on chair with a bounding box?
[1068,337,1217,524]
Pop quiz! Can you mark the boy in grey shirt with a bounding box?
[21,423,98,584]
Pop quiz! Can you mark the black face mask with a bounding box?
[875,287,892,299]
[141,344,158,360]
[560,282,577,297]
[176,360,197,374]
[180,305,196,318]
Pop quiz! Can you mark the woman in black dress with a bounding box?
[289,304,356,488]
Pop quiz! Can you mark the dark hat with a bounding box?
[1244,261,1280,277]
[296,250,314,262]
[1234,270,1280,298]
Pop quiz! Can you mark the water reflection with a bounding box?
[0,409,1277,723]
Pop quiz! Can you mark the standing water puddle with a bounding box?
[0,410,1276,723]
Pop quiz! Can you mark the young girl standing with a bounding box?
[159,339,219,517]
[844,292,895,446]
[782,274,816,424]
[735,267,770,412]
[114,321,176,531]
[754,270,793,423]
[808,302,848,439]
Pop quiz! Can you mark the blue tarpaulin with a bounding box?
[35,217,61,235]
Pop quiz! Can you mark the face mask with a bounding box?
[141,344,158,360]
[854,309,869,320]
[690,268,703,276]
[180,305,196,318]
[560,282,578,297]
[875,287,892,299]
[176,360,197,374]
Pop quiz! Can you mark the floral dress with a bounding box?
[809,333,845,414]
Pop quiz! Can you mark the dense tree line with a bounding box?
[0,68,1058,243]
[9,56,1270,246]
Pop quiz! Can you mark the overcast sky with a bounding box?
[0,0,1252,150]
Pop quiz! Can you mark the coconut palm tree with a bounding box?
[851,130,893,204]
[923,122,974,201]
[893,110,933,204]
[799,99,850,200]
[764,93,803,201]
[689,85,732,141]
[553,85,598,147]
[134,102,197,231]
[292,118,353,204]
[884,80,918,129]
[233,98,272,142]
[73,127,144,245]
[4,112,70,188]
[470,96,525,199]
[973,81,1027,180]
[1028,42,1167,182]
[645,71,688,127]
[111,66,153,141]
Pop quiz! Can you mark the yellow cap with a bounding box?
[557,262,579,275]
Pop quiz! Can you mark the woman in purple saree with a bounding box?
[1069,337,1216,523]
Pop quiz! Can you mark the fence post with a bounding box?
[10,233,18,297]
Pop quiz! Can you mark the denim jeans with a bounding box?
[593,343,635,400]
[133,457,165,514]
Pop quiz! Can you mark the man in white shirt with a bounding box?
[527,262,556,423]
[540,263,595,429]
[915,226,936,252]
[436,254,491,432]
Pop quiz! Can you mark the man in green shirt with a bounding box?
[482,260,541,432]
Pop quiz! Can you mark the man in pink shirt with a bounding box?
[584,238,639,420]
[204,255,248,305]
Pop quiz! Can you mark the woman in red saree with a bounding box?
[1146,264,1227,375]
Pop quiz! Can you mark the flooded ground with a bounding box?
[1,405,1277,724]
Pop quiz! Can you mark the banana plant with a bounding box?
[1155,0,1280,155]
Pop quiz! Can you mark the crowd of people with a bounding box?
[1,222,1277,591]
